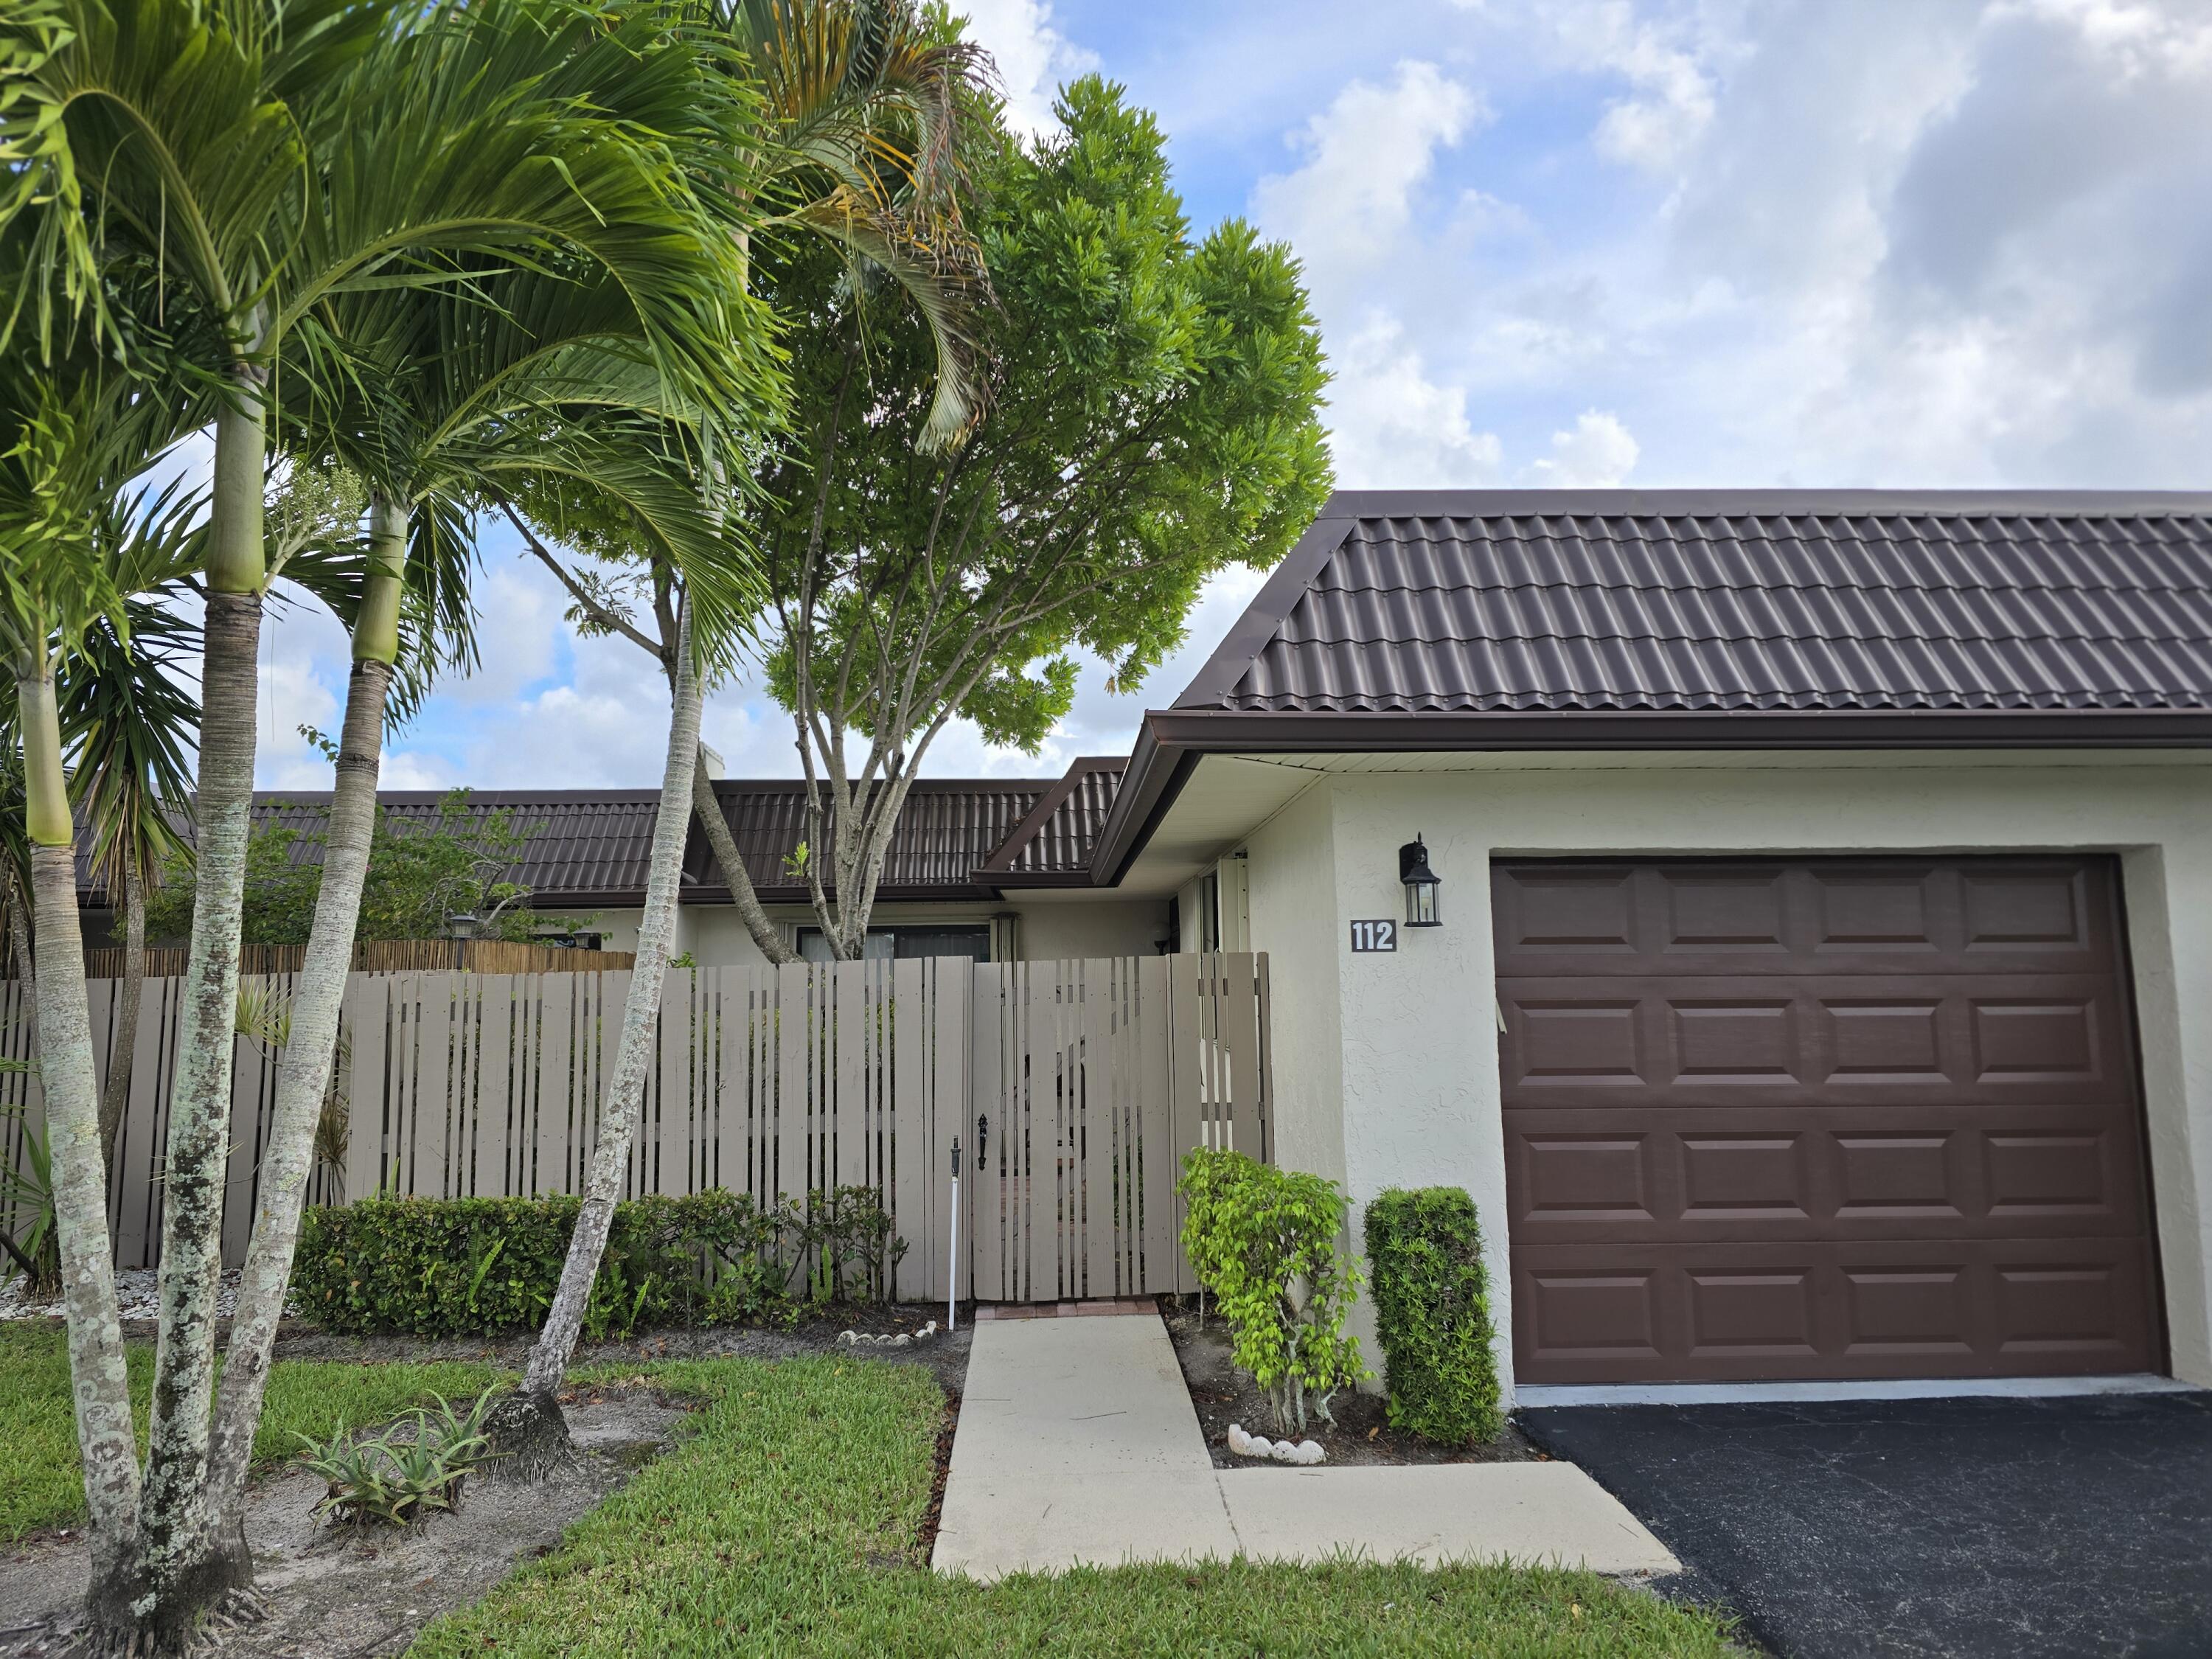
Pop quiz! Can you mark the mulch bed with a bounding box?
[1158,1297,1545,1470]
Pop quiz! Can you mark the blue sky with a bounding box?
[254,0,2212,790]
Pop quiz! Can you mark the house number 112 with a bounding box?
[1349,919,1397,953]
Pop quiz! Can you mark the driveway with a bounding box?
[1520,1391,2212,1659]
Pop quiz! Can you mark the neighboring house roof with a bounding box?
[686,779,1051,905]
[1094,488,2212,883]
[977,758,1127,887]
[91,779,1072,909]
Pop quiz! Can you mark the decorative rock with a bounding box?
[1225,1422,1324,1464]
[836,1321,941,1350]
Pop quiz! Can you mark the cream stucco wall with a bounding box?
[1235,753,2212,1407]
[1018,898,1170,960]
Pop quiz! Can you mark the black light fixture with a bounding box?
[1399,835,1442,928]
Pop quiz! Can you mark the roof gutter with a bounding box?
[1088,706,2212,886]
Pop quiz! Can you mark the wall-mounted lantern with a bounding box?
[1398,835,1441,928]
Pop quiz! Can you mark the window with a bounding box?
[1198,870,1222,951]
[795,925,991,964]
[536,932,605,952]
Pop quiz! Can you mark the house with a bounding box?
[1090,487,2212,1405]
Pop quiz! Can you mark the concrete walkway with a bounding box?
[931,1309,1677,1582]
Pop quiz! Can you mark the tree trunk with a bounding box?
[692,748,791,964]
[133,377,268,1639]
[201,492,406,1572]
[21,672,144,1610]
[496,602,700,1473]
[97,863,145,1171]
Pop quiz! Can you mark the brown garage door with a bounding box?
[1495,858,2161,1385]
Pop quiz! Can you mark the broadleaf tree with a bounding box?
[752,76,1332,956]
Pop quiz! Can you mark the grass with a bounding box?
[411,1357,1737,1658]
[0,1321,506,1542]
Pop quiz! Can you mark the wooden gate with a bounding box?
[1,953,1272,1303]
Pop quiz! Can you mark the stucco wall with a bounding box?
[1244,780,1347,1191]
[1238,755,2212,1406]
[1018,898,1169,961]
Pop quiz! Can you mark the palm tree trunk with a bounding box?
[16,671,143,1618]
[692,750,792,963]
[133,375,268,1636]
[201,491,405,1573]
[97,863,145,1170]
[496,600,700,1473]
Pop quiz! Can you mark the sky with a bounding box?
[253,0,2212,791]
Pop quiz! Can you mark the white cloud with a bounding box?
[1526,410,1641,486]
[1325,316,1506,487]
[1251,62,1484,305]
[1565,1,1719,170]
[955,0,1099,138]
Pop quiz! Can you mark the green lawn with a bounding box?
[411,1357,1736,1658]
[5,1327,1733,1655]
[0,1321,505,1542]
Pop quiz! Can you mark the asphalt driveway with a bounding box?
[1520,1391,2212,1659]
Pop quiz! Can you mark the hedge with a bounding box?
[1363,1186,1503,1444]
[293,1188,904,1338]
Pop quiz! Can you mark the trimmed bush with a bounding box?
[1178,1148,1367,1433]
[293,1187,903,1338]
[1363,1186,1503,1444]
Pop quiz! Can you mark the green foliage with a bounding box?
[1178,1148,1366,1434]
[294,1186,908,1338]
[143,787,586,947]
[0,1088,60,1295]
[754,77,1332,756]
[1364,1187,1503,1446]
[293,1385,500,1527]
[408,1357,1736,1658]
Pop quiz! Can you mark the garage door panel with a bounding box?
[1496,861,2122,979]
[1514,1239,2155,1383]
[1508,1109,2148,1245]
[1499,855,2160,1385]
[1500,975,2137,1107]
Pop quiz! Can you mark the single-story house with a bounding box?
[92,486,2212,1408]
[1100,487,2212,1407]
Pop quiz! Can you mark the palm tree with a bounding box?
[4,0,767,1641]
[206,269,760,1519]
[492,0,1000,1453]
[0,324,205,1638]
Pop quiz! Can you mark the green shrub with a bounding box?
[294,1385,501,1528]
[1363,1186,1503,1444]
[293,1186,903,1338]
[1178,1148,1366,1433]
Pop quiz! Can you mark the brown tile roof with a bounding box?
[978,759,1127,885]
[1175,489,2212,716]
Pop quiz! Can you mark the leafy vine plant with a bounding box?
[1177,1148,1368,1434]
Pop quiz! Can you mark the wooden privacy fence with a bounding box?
[0,953,1272,1304]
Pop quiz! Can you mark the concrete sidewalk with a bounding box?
[930,1309,1677,1582]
